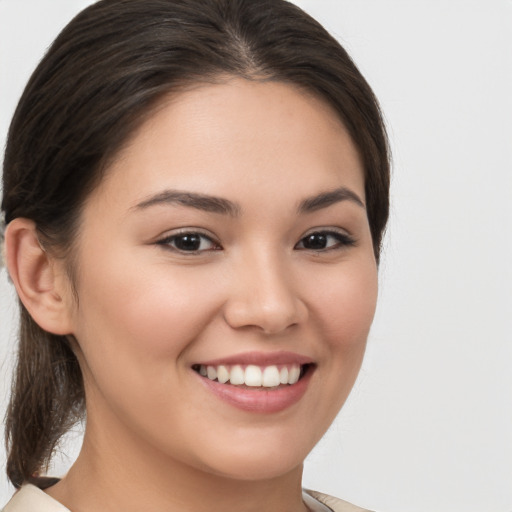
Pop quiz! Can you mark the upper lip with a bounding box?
[194,351,314,367]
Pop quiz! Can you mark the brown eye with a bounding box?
[295,231,356,251]
[158,232,220,253]
[176,234,202,251]
[301,233,329,250]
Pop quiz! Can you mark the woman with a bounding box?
[1,0,389,511]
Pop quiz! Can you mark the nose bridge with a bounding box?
[224,243,305,334]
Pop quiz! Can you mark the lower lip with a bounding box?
[196,367,313,414]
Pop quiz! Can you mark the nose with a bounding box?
[223,250,308,335]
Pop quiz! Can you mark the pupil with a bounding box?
[304,233,327,249]
[175,234,201,251]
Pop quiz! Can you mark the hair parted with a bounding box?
[1,0,390,488]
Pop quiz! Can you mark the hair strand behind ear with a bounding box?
[5,307,83,488]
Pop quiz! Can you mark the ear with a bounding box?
[5,218,74,335]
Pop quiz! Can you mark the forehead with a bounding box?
[93,79,365,211]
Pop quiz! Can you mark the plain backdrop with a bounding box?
[1,1,511,511]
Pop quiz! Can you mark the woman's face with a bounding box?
[64,79,378,481]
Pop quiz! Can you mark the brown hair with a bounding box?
[1,0,390,488]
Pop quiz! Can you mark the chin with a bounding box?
[189,430,315,482]
[205,453,305,482]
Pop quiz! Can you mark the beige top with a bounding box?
[2,484,373,512]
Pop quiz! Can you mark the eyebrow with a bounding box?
[133,190,241,216]
[133,186,364,216]
[298,187,365,213]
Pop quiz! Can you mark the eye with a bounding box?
[295,230,356,251]
[157,231,221,253]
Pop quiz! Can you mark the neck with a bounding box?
[46,417,308,512]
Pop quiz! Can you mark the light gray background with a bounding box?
[1,1,511,511]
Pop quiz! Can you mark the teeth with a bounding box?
[197,363,304,387]
[245,365,262,386]
[217,365,230,384]
[262,366,281,387]
[288,366,301,385]
[230,365,245,385]
[207,366,217,380]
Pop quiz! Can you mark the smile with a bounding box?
[192,363,309,388]
[192,353,315,413]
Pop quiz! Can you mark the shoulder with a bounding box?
[304,489,375,512]
[2,484,70,512]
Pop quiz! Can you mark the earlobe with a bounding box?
[5,218,74,335]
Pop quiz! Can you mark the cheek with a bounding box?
[310,258,378,350]
[70,250,226,388]
[295,257,378,434]
[70,253,222,433]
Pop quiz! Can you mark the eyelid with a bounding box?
[300,226,351,238]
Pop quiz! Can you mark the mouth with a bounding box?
[191,354,315,413]
[191,363,313,390]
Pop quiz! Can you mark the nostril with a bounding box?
[221,263,308,333]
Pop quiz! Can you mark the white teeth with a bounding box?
[288,365,300,385]
[197,363,306,387]
[245,365,262,386]
[262,366,281,387]
[229,365,245,385]
[217,365,229,384]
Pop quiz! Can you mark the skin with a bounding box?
[16,79,378,512]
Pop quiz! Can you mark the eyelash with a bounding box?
[156,229,356,254]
